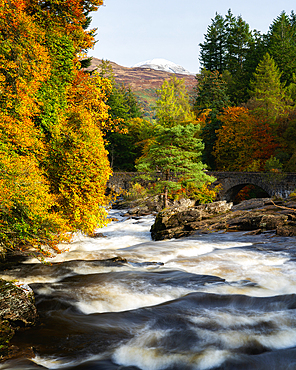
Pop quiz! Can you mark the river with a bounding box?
[1,209,296,370]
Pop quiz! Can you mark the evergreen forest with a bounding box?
[1,2,296,256]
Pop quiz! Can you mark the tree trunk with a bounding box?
[164,187,168,209]
[164,169,169,208]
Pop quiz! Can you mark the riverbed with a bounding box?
[1,209,296,369]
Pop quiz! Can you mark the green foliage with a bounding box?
[195,69,230,113]
[98,60,144,170]
[124,183,148,201]
[249,53,289,123]
[199,9,259,104]
[136,124,215,208]
[194,69,230,169]
[264,155,283,172]
[267,12,296,86]
[199,13,227,73]
[155,75,196,127]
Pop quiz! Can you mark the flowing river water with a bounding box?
[1,209,296,370]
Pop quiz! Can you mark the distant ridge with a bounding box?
[86,58,196,117]
[133,58,192,75]
[86,58,196,92]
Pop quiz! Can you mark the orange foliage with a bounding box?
[214,107,278,171]
[0,0,115,255]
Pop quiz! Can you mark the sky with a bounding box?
[89,0,296,74]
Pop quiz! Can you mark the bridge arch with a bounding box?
[222,183,270,203]
[209,171,296,202]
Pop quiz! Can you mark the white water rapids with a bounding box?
[1,209,296,370]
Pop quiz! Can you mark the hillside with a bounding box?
[86,58,197,117]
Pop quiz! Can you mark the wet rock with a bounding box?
[151,201,232,241]
[276,224,296,237]
[0,280,38,327]
[150,197,296,240]
[226,213,288,232]
[260,214,288,230]
[231,198,270,211]
[128,205,150,216]
[117,196,196,217]
[244,229,262,235]
[90,232,106,238]
[0,279,38,360]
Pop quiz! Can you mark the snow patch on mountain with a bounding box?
[133,58,192,75]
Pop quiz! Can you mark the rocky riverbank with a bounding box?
[0,278,38,361]
[150,198,296,241]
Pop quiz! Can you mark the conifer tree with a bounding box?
[199,13,227,73]
[136,124,214,208]
[249,53,288,122]
[194,70,230,169]
[268,12,296,85]
[199,9,260,104]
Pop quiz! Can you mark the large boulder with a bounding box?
[226,212,288,231]
[151,201,233,240]
[150,197,296,240]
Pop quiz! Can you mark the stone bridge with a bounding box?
[208,171,296,201]
[108,171,296,202]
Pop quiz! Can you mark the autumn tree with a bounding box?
[213,107,278,171]
[0,0,65,254]
[0,0,114,255]
[45,71,113,234]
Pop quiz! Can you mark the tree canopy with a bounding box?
[136,124,214,208]
[0,0,114,256]
[197,9,296,172]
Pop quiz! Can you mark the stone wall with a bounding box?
[108,171,296,201]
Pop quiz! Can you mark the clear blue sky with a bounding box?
[89,0,295,74]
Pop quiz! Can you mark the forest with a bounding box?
[0,1,296,256]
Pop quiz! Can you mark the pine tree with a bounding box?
[249,53,288,122]
[199,10,258,104]
[194,70,230,169]
[136,124,214,208]
[199,13,227,73]
[225,11,253,75]
[267,12,296,85]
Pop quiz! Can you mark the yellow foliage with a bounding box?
[0,149,69,255]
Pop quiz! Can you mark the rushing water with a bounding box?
[1,209,296,370]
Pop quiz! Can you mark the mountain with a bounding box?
[133,58,192,75]
[86,58,196,117]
